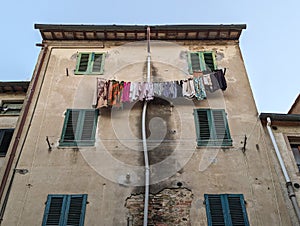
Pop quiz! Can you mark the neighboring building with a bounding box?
[260,94,300,225]
[0,24,296,225]
[0,82,29,169]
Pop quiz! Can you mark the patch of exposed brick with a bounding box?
[125,188,193,226]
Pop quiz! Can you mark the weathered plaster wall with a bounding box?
[0,40,294,225]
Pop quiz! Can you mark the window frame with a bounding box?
[0,100,24,115]
[193,109,232,147]
[42,194,87,226]
[0,128,14,157]
[75,52,105,75]
[188,51,217,74]
[205,194,249,226]
[59,109,98,147]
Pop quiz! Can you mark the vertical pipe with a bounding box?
[266,117,300,223]
[142,26,151,226]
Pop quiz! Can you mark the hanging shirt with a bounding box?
[96,78,108,108]
[121,82,131,102]
[182,79,195,98]
[193,76,207,100]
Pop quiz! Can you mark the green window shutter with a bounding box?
[194,109,211,146]
[91,53,104,74]
[80,110,97,141]
[43,194,87,226]
[203,52,217,72]
[75,52,105,75]
[0,129,14,157]
[42,195,67,226]
[194,109,232,147]
[211,110,232,146]
[75,53,90,74]
[65,195,88,226]
[205,194,249,226]
[189,52,201,73]
[60,109,98,147]
[188,51,217,74]
[60,110,80,146]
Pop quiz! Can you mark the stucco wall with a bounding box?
[0,40,294,225]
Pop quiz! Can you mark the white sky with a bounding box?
[1,0,299,113]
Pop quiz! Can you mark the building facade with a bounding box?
[0,24,296,225]
[0,82,28,170]
[260,94,300,225]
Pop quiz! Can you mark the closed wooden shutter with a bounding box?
[66,195,87,226]
[194,109,232,146]
[190,52,201,72]
[43,196,66,226]
[92,53,103,73]
[63,110,80,143]
[228,195,249,226]
[203,52,215,72]
[77,53,90,73]
[43,195,87,226]
[80,110,97,142]
[206,195,226,226]
[205,194,249,226]
[60,109,98,146]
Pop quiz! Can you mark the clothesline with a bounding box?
[96,69,227,108]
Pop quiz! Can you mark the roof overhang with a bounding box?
[0,81,30,94]
[34,24,246,41]
[260,113,300,126]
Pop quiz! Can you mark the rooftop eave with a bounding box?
[260,113,300,126]
[34,24,246,41]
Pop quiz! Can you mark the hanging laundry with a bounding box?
[182,79,195,98]
[212,69,227,91]
[121,82,131,102]
[193,77,207,100]
[129,82,139,102]
[176,81,183,97]
[203,73,214,92]
[97,78,108,108]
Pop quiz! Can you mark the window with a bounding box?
[0,100,23,115]
[194,109,232,147]
[205,194,249,226]
[0,129,14,157]
[188,51,217,74]
[75,52,105,75]
[288,137,300,171]
[42,194,87,226]
[59,109,98,147]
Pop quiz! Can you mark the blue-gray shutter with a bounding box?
[65,195,87,226]
[205,194,249,226]
[228,195,249,226]
[43,195,66,226]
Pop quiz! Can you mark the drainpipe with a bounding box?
[142,26,151,226]
[0,44,48,222]
[266,117,300,223]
